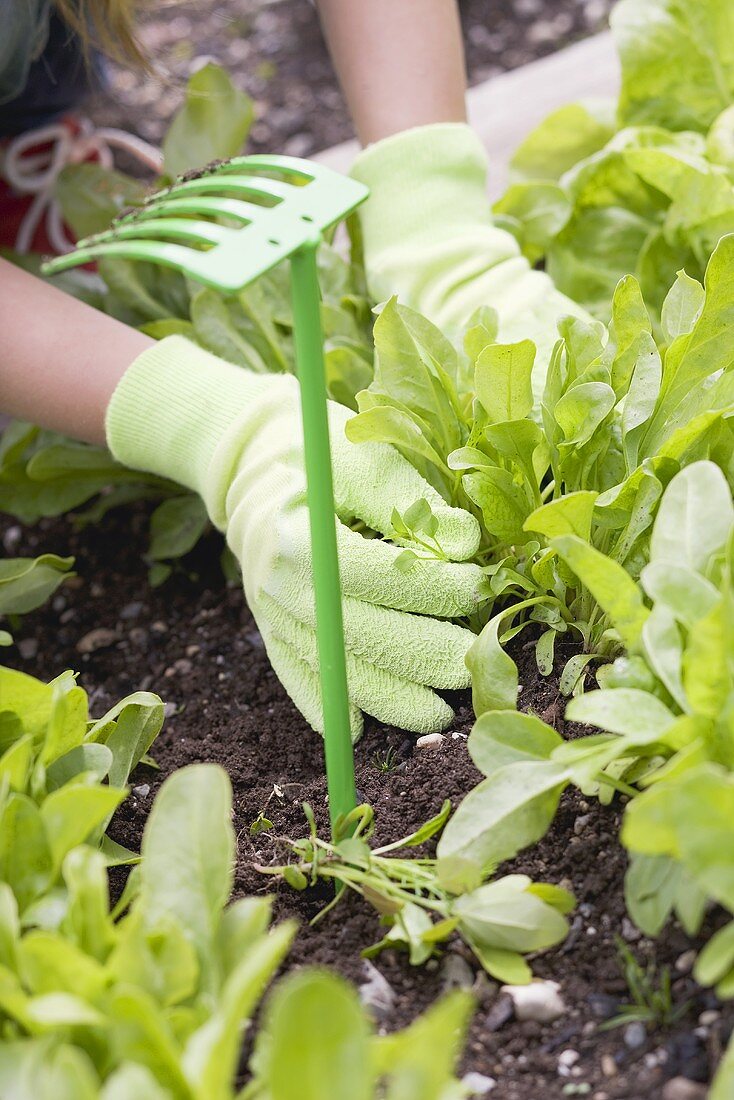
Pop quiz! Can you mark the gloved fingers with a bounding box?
[263,630,364,741]
[276,513,486,618]
[265,609,455,734]
[328,404,481,562]
[260,591,473,690]
[335,522,487,617]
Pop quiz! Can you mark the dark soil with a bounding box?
[87,0,614,156]
[3,502,731,1100]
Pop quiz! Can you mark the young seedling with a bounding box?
[603,938,690,1031]
[371,746,400,774]
[255,800,574,982]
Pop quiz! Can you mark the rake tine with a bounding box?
[77,217,232,250]
[210,153,316,183]
[44,238,200,276]
[146,173,292,206]
[116,195,262,227]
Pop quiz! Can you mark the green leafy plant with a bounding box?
[257,800,573,984]
[371,745,400,774]
[0,552,74,645]
[494,0,734,325]
[437,460,734,894]
[244,970,473,1100]
[348,237,734,691]
[0,663,164,914]
[604,937,689,1030]
[0,762,297,1099]
[0,745,480,1100]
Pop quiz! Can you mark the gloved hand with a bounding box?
[106,336,486,740]
[351,122,590,399]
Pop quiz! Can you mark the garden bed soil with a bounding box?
[88,0,614,158]
[3,503,732,1100]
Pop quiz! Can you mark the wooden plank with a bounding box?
[314,31,619,197]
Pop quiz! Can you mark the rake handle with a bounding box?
[290,239,357,836]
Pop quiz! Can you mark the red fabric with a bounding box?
[0,117,92,254]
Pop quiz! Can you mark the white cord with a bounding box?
[2,118,163,254]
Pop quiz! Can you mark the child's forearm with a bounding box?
[0,259,153,446]
[316,0,467,145]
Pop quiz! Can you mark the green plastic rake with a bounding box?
[44,154,369,836]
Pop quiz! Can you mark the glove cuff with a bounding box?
[351,123,492,247]
[105,336,271,508]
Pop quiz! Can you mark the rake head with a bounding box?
[42,153,368,291]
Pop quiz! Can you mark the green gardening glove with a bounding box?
[351,123,591,400]
[106,336,486,740]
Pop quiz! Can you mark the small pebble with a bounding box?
[472,971,499,1004]
[185,644,201,657]
[151,620,168,634]
[698,1009,719,1026]
[601,1055,617,1078]
[18,637,38,660]
[440,953,475,993]
[621,917,641,941]
[588,993,618,1021]
[623,1021,647,1049]
[558,1050,580,1072]
[164,658,193,678]
[132,784,150,799]
[119,601,143,620]
[358,961,395,1021]
[502,980,565,1023]
[3,526,21,553]
[416,732,444,750]
[573,814,590,836]
[461,1072,496,1095]
[76,627,118,654]
[675,950,696,974]
[661,1079,708,1100]
[485,992,514,1031]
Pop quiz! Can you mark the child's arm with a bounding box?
[316,0,467,145]
[0,257,152,445]
[316,3,589,394]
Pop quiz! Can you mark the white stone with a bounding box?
[416,733,445,750]
[501,980,565,1023]
[461,1072,497,1095]
[661,1078,708,1100]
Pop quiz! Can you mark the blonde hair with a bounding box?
[52,1,148,67]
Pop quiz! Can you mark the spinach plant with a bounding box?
[257,799,573,985]
[437,461,734,889]
[494,0,734,326]
[245,970,473,1100]
[0,552,74,645]
[0,763,296,1099]
[0,662,164,914]
[348,236,734,692]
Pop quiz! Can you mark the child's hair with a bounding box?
[52,1,148,67]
